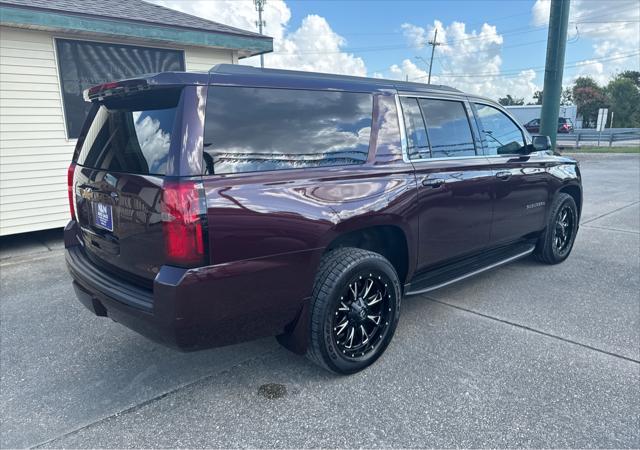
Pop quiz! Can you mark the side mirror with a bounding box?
[532,135,552,152]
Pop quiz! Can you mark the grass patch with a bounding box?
[558,146,640,154]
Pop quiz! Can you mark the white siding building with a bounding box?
[0,0,272,235]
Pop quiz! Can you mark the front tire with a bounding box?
[306,248,401,374]
[534,192,578,264]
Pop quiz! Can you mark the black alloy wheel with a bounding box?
[554,204,575,255]
[306,247,401,374]
[333,272,393,359]
[534,192,579,264]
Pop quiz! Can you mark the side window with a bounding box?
[418,99,476,158]
[400,97,429,159]
[474,104,526,155]
[203,87,372,174]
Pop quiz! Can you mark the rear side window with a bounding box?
[418,99,476,158]
[400,97,429,160]
[474,103,526,155]
[203,87,372,174]
[76,91,181,175]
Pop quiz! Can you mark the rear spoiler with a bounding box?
[83,72,209,102]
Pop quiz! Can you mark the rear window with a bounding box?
[203,87,372,174]
[76,91,180,175]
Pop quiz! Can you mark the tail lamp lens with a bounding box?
[161,180,207,267]
[67,163,76,221]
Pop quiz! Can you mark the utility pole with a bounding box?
[254,0,266,68]
[540,0,571,149]
[427,28,441,84]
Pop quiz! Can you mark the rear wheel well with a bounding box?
[559,185,582,216]
[325,225,409,284]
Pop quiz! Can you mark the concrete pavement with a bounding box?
[1,153,638,448]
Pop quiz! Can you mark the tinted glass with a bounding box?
[76,104,177,175]
[474,104,526,155]
[203,87,372,174]
[400,97,429,159]
[418,99,476,158]
[56,39,184,139]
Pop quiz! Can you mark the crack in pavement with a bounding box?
[33,292,640,448]
[582,224,640,235]
[30,349,280,449]
[581,200,640,225]
[423,296,640,365]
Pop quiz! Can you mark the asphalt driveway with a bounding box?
[1,153,638,448]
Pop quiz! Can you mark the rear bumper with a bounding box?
[66,242,192,349]
[64,221,313,350]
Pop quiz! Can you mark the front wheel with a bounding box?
[306,248,401,374]
[534,192,579,264]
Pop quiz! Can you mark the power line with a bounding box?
[409,51,640,81]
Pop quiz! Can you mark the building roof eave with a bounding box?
[0,4,273,57]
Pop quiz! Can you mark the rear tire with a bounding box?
[534,193,578,264]
[306,247,401,374]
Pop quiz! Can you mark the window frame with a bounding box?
[471,101,530,157]
[398,96,431,160]
[53,36,186,140]
[396,93,482,163]
[202,85,374,176]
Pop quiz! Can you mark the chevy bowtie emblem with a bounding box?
[80,187,93,200]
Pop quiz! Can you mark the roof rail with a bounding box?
[208,64,462,93]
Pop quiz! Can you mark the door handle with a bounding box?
[422,177,445,188]
[495,170,512,181]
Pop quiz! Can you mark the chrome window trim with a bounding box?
[394,94,411,163]
[396,93,484,164]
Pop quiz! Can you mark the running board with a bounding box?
[405,242,535,296]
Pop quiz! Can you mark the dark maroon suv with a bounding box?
[65,65,582,374]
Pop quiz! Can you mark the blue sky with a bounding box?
[287,0,550,76]
[153,0,640,101]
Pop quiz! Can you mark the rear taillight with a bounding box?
[67,163,76,221]
[161,180,207,267]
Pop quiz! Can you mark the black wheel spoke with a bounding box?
[554,205,574,253]
[332,273,391,359]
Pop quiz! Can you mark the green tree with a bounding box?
[530,90,543,105]
[617,70,640,89]
[606,76,640,127]
[561,87,573,106]
[572,76,608,128]
[498,94,524,106]
[528,88,571,106]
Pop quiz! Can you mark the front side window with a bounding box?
[474,104,526,155]
[418,99,476,158]
[56,39,184,139]
[400,97,429,160]
[203,87,372,174]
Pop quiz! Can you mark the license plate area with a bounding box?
[92,202,113,232]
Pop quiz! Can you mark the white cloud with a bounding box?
[400,23,428,49]
[147,0,366,76]
[532,0,640,78]
[393,20,538,102]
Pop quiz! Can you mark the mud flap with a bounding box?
[275,297,311,355]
